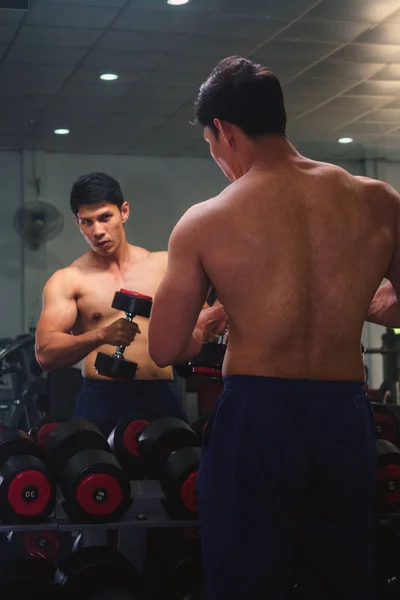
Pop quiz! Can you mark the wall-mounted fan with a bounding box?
[13,201,64,251]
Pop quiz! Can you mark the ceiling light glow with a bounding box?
[54,128,70,135]
[100,73,119,81]
[167,0,190,5]
[338,137,353,144]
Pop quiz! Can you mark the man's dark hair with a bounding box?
[194,56,287,138]
[70,172,124,215]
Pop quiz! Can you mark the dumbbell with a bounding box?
[190,414,211,443]
[95,289,152,381]
[44,420,132,523]
[55,546,143,599]
[377,438,400,513]
[175,330,228,381]
[372,403,400,447]
[9,530,73,564]
[109,415,201,514]
[29,416,66,454]
[0,429,56,524]
[3,558,57,599]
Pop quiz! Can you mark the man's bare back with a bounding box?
[37,244,173,380]
[193,158,397,381]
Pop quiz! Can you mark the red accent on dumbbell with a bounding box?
[24,530,60,560]
[123,420,150,457]
[377,464,400,505]
[119,289,152,301]
[36,423,60,453]
[375,413,397,443]
[76,474,123,516]
[180,470,198,513]
[192,366,222,377]
[8,471,51,516]
[97,371,131,383]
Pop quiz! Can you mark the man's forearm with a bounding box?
[36,329,105,371]
[164,328,204,369]
[367,282,400,327]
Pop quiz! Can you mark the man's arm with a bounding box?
[367,183,400,327]
[35,269,105,371]
[148,208,225,367]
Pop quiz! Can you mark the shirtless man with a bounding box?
[148,56,400,600]
[35,172,224,436]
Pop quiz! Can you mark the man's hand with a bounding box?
[196,304,228,342]
[101,318,141,347]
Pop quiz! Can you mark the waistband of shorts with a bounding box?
[81,377,175,389]
[223,375,367,396]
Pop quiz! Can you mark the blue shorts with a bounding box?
[73,378,187,437]
[197,375,376,600]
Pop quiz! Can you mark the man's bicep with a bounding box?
[385,189,400,295]
[36,275,78,338]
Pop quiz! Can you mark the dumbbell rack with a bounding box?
[0,480,198,534]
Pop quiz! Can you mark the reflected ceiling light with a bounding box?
[54,128,70,135]
[338,137,353,144]
[167,0,190,5]
[100,73,119,81]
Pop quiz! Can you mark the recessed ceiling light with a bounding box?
[167,0,190,5]
[54,128,70,135]
[100,73,119,81]
[338,137,353,144]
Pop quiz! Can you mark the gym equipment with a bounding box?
[3,558,57,599]
[108,413,154,479]
[29,416,66,453]
[137,417,200,479]
[372,403,400,447]
[95,289,152,381]
[160,446,202,515]
[45,420,132,523]
[190,414,210,442]
[55,546,143,599]
[377,439,400,513]
[9,529,73,563]
[0,429,55,524]
[45,420,110,475]
[175,331,228,381]
[377,519,400,599]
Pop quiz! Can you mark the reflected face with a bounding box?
[75,201,129,256]
[203,126,236,182]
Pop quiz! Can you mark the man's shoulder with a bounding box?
[354,175,400,204]
[44,259,85,292]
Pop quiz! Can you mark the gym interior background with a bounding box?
[0,0,400,595]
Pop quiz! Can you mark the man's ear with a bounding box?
[121,201,130,223]
[213,118,234,148]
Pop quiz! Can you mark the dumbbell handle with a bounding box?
[114,312,135,358]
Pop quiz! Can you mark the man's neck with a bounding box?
[236,136,301,178]
[92,239,132,269]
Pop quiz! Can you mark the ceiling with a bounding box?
[1,0,400,160]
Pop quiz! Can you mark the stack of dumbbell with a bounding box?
[109,415,202,517]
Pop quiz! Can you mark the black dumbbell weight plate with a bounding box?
[55,546,143,599]
[61,449,132,523]
[0,429,41,465]
[95,352,138,382]
[112,289,152,318]
[138,417,200,479]
[190,414,211,442]
[3,559,57,599]
[9,529,73,564]
[160,447,202,514]
[108,414,154,479]
[192,342,226,370]
[377,439,400,513]
[45,420,109,474]
[0,455,56,524]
